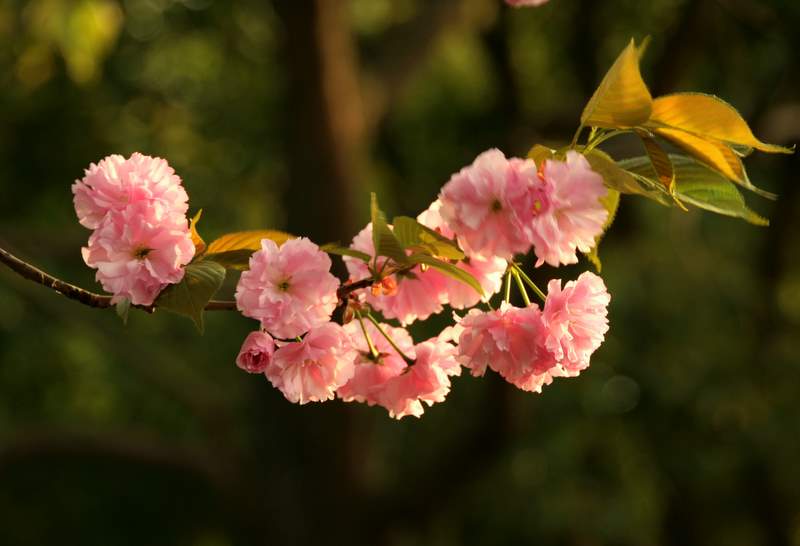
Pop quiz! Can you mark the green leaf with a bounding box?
[320,243,372,262]
[584,149,672,206]
[581,39,653,129]
[205,230,294,254]
[155,261,226,333]
[647,92,793,154]
[115,298,130,325]
[370,193,408,265]
[650,126,775,199]
[408,254,483,296]
[620,155,769,226]
[202,249,254,270]
[584,188,621,272]
[391,216,464,260]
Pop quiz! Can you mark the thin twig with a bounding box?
[0,246,234,313]
[1,245,411,315]
[364,312,415,365]
[512,269,532,307]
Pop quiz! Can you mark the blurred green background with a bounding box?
[1,0,799,545]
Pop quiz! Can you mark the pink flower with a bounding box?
[378,337,461,419]
[457,304,557,393]
[337,320,414,405]
[343,223,446,325]
[528,151,608,267]
[417,200,507,309]
[73,153,189,230]
[236,237,340,339]
[267,323,356,404]
[236,331,275,374]
[81,201,195,305]
[541,271,610,372]
[505,0,549,7]
[438,149,536,260]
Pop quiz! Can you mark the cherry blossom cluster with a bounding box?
[459,273,609,393]
[234,148,611,419]
[72,153,195,305]
[57,27,787,421]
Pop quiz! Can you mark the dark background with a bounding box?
[1,1,799,545]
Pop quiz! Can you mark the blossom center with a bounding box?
[132,246,153,260]
[490,198,503,212]
[277,279,291,292]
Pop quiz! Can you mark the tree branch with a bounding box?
[0,246,235,313]
[1,245,411,315]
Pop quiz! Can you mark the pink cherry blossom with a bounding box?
[417,200,507,309]
[378,337,461,419]
[267,323,356,404]
[438,149,536,260]
[337,320,415,405]
[81,201,195,305]
[527,151,608,267]
[457,303,557,393]
[236,331,276,374]
[236,237,340,339]
[541,271,610,373]
[343,223,446,325]
[73,153,189,230]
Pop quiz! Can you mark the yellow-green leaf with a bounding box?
[320,243,372,262]
[527,144,556,165]
[580,39,653,129]
[648,93,793,154]
[584,188,620,273]
[189,209,205,253]
[584,149,672,206]
[620,155,769,226]
[205,230,295,254]
[391,216,464,260]
[408,254,483,296]
[584,190,620,272]
[637,131,675,191]
[370,193,408,265]
[201,250,254,271]
[654,127,775,199]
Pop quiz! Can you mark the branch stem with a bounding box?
[355,311,380,360]
[512,269,531,307]
[583,129,629,153]
[0,246,238,313]
[511,264,547,303]
[1,245,413,316]
[364,312,415,365]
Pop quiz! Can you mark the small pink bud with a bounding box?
[236,331,275,374]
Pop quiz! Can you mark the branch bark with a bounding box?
[0,246,237,312]
[1,245,409,315]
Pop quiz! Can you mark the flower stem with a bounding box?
[355,311,380,360]
[512,269,532,307]
[504,268,512,304]
[584,129,629,153]
[570,125,584,149]
[364,313,415,365]
[512,264,547,303]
